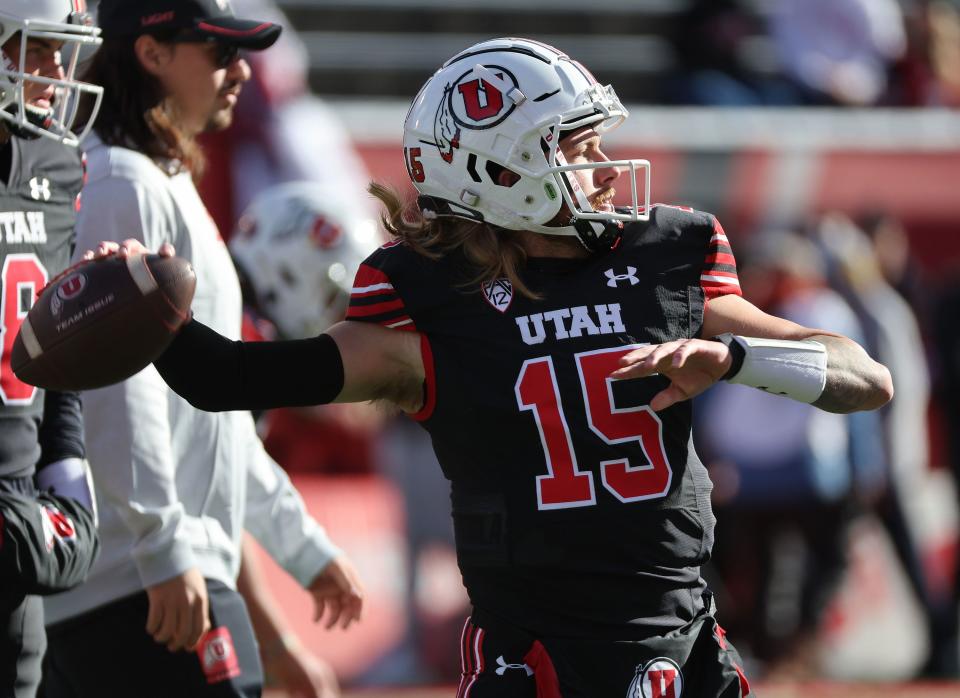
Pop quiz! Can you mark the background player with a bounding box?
[42,3,362,697]
[0,2,104,695]
[91,37,892,698]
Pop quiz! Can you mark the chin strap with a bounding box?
[0,104,53,141]
[572,217,623,252]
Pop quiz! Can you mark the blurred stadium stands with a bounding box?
[276,0,757,100]
[328,102,960,271]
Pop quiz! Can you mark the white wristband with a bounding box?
[722,334,828,404]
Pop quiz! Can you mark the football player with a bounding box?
[101,38,892,698]
[0,1,103,695]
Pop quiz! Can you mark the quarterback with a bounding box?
[101,38,892,698]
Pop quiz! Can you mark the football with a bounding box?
[11,254,196,392]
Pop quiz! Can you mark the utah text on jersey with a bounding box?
[0,211,47,244]
[516,303,626,345]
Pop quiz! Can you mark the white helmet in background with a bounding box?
[403,37,650,251]
[230,182,380,339]
[0,0,103,145]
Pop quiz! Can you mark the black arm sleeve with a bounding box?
[153,318,344,412]
[37,391,85,469]
[0,491,99,596]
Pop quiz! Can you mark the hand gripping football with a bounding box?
[11,253,196,391]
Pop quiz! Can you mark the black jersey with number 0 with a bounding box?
[347,205,741,640]
[0,135,84,479]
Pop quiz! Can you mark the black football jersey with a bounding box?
[347,206,741,639]
[0,135,84,479]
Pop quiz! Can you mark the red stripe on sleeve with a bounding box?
[352,263,391,290]
[704,252,737,267]
[702,269,740,281]
[703,284,742,301]
[701,217,741,299]
[345,298,405,318]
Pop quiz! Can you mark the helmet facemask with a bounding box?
[0,10,103,146]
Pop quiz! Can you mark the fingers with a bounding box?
[611,342,679,379]
[313,595,326,624]
[145,595,163,637]
[610,340,718,380]
[82,239,172,261]
[669,341,697,370]
[86,241,119,260]
[313,592,363,631]
[153,603,179,648]
[650,384,688,412]
[323,597,343,631]
[309,557,365,631]
[185,593,211,652]
[341,592,363,630]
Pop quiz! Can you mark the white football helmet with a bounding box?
[403,37,650,251]
[0,0,103,145]
[230,182,380,339]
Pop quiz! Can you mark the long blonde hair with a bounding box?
[369,182,540,299]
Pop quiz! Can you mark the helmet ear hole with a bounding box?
[486,161,520,188]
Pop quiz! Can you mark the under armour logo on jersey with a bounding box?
[605,267,639,287]
[495,655,533,677]
[29,177,51,202]
[482,277,514,313]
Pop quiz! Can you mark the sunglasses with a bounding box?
[209,41,241,69]
[167,35,242,69]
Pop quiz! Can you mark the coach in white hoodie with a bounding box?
[42,2,363,697]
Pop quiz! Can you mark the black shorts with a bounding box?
[42,580,262,698]
[456,607,750,698]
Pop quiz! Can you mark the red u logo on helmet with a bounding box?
[457,78,505,122]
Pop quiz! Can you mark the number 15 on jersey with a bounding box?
[515,345,673,511]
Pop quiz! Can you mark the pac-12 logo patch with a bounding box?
[482,277,513,313]
[626,657,683,698]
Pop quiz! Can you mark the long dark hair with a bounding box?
[369,182,539,299]
[77,34,205,177]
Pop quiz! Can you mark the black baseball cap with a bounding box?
[97,0,282,50]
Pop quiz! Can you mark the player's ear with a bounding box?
[133,35,172,76]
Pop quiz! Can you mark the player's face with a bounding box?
[558,127,623,212]
[157,40,251,136]
[2,36,66,112]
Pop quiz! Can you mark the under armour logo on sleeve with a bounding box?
[605,267,639,287]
